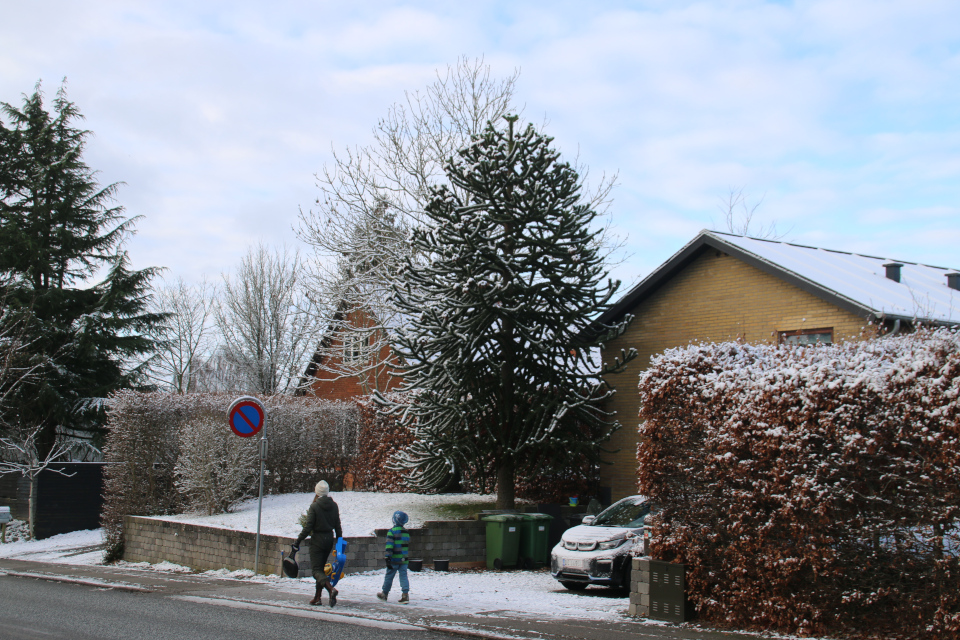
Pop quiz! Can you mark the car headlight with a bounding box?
[598,538,624,550]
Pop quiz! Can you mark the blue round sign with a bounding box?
[227,396,265,438]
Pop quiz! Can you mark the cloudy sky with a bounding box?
[2,1,958,290]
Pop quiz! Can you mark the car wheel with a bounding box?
[560,581,588,591]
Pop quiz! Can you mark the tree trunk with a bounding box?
[496,459,515,510]
[28,474,36,540]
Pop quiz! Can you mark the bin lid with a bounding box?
[481,514,521,522]
[519,512,553,521]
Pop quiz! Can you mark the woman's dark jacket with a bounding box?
[297,496,343,546]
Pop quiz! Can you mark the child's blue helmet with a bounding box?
[393,510,409,526]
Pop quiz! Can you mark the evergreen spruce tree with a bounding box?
[0,81,164,458]
[386,116,636,509]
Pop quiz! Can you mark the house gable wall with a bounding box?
[308,308,401,401]
[601,249,869,500]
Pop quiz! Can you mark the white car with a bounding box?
[550,495,653,590]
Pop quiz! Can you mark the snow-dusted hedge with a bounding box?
[102,393,358,560]
[637,328,960,639]
[351,394,416,492]
[353,392,601,500]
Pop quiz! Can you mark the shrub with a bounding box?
[351,393,416,492]
[174,413,258,515]
[102,392,360,560]
[637,328,960,639]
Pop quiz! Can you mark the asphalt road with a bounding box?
[0,574,450,640]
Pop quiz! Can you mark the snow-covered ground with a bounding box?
[0,527,105,565]
[0,492,636,623]
[161,490,503,538]
[250,566,633,622]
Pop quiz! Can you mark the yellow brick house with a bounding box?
[596,230,960,501]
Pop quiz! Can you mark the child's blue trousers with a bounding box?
[382,562,409,594]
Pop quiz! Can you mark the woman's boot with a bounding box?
[326,583,338,607]
[309,583,323,606]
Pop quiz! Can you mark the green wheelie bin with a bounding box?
[517,513,554,569]
[482,514,521,570]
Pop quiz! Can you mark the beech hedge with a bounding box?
[102,390,604,560]
[102,393,358,560]
[637,328,960,639]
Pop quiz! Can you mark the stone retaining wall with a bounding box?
[123,516,486,575]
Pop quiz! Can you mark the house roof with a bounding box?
[597,230,960,326]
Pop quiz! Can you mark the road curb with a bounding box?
[0,570,153,593]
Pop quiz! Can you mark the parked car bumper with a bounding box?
[550,543,633,586]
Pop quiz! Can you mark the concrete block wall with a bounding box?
[123,516,486,575]
[628,557,651,618]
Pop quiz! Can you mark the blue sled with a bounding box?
[330,537,348,587]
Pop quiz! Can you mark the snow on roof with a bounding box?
[712,231,960,323]
[601,230,959,326]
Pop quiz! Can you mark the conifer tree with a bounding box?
[386,117,636,509]
[0,81,164,458]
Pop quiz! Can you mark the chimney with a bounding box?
[947,271,960,291]
[883,262,903,283]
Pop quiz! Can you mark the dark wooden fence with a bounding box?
[0,463,106,539]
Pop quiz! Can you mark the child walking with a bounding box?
[377,510,410,603]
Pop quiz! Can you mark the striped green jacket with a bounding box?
[385,525,410,564]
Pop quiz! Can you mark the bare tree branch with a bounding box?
[717,187,789,240]
[216,243,322,395]
[147,277,218,393]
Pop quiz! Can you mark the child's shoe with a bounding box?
[377,591,388,601]
[399,592,409,604]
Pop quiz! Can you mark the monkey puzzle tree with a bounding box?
[385,117,635,509]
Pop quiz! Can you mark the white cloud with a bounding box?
[1,0,958,289]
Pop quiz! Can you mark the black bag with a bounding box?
[282,545,300,578]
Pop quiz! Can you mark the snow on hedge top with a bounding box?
[715,231,959,323]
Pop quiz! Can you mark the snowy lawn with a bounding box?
[160,490,513,538]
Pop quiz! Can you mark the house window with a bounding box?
[343,332,368,364]
[779,328,833,346]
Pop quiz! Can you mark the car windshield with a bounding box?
[593,498,651,527]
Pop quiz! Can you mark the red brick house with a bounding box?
[300,304,402,401]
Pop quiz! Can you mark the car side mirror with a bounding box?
[581,515,595,525]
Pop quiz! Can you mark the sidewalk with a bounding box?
[0,557,757,640]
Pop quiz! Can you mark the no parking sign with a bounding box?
[227,396,265,437]
[227,395,268,574]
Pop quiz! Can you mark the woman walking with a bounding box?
[294,480,342,607]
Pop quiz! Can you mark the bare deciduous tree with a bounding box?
[0,285,81,538]
[216,243,321,395]
[296,57,520,388]
[148,277,218,394]
[718,187,788,239]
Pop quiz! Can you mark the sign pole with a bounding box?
[254,421,267,575]
[227,396,267,575]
